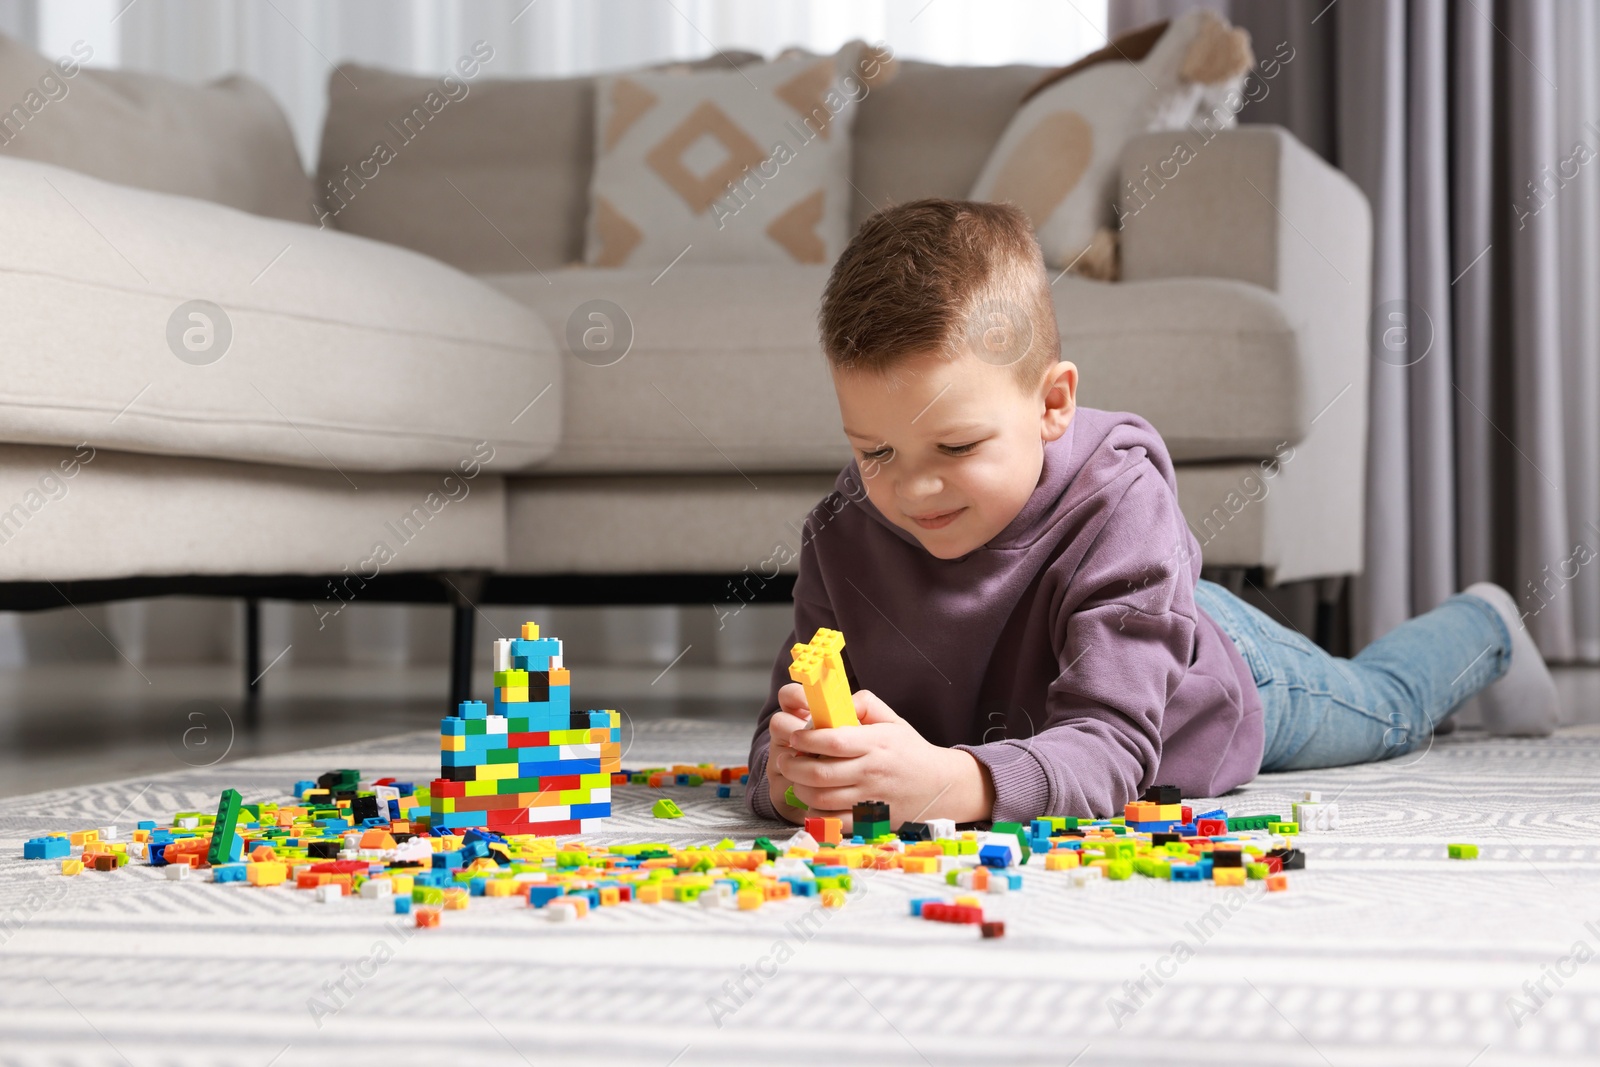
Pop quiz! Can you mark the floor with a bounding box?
[2,718,1597,1064]
[1,661,1594,799]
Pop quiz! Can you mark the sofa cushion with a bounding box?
[0,33,311,222]
[317,51,760,274]
[0,157,561,473]
[485,265,847,474]
[586,43,888,269]
[850,60,1046,230]
[485,266,1302,474]
[1055,275,1306,460]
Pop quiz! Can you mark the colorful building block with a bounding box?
[788,627,859,728]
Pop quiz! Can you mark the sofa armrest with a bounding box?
[1118,126,1374,582]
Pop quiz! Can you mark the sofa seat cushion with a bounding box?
[487,267,1302,473]
[0,157,561,473]
[1055,275,1306,461]
[486,265,847,473]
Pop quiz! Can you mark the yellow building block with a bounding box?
[788,628,858,728]
[443,888,470,910]
[636,883,663,904]
[484,879,519,898]
[819,888,846,908]
[521,621,540,639]
[901,856,939,874]
[61,858,83,876]
[248,862,288,886]
[1045,852,1081,870]
[737,889,763,910]
[1214,867,1246,886]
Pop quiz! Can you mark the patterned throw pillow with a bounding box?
[970,11,1254,279]
[586,42,894,269]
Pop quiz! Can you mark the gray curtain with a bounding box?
[1112,0,1600,661]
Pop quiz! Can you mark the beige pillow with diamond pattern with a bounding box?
[586,42,894,269]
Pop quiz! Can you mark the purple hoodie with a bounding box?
[746,406,1264,823]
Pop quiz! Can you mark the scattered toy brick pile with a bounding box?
[20,773,1355,938]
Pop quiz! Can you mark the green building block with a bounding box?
[990,821,1032,864]
[652,798,684,819]
[1105,841,1137,861]
[1447,843,1479,860]
[783,785,808,811]
[1268,821,1299,835]
[1105,858,1133,880]
[753,837,781,861]
[206,788,243,866]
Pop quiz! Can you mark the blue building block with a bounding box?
[527,884,564,908]
[978,844,1014,868]
[292,780,316,798]
[715,785,732,799]
[909,897,940,917]
[212,864,248,884]
[394,896,412,914]
[1171,865,1204,882]
[23,837,70,860]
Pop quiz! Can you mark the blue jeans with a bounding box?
[1193,580,1512,771]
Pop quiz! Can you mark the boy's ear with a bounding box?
[1041,361,1078,442]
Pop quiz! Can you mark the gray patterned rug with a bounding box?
[2,719,1598,1066]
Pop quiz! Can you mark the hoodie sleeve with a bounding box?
[954,459,1199,820]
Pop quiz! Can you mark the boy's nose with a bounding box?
[897,471,944,503]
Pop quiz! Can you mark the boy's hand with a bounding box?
[769,685,995,827]
[764,683,848,826]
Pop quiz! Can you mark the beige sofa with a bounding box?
[0,39,1371,703]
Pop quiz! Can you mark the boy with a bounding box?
[748,199,1557,828]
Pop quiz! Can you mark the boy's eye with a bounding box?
[940,441,979,455]
[860,447,893,462]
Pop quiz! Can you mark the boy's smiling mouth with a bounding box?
[908,506,966,530]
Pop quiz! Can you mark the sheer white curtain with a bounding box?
[2,0,1108,668]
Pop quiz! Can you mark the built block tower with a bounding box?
[429,622,620,834]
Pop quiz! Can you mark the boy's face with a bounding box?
[833,350,1078,560]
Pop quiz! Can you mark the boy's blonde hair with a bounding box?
[818,198,1061,386]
